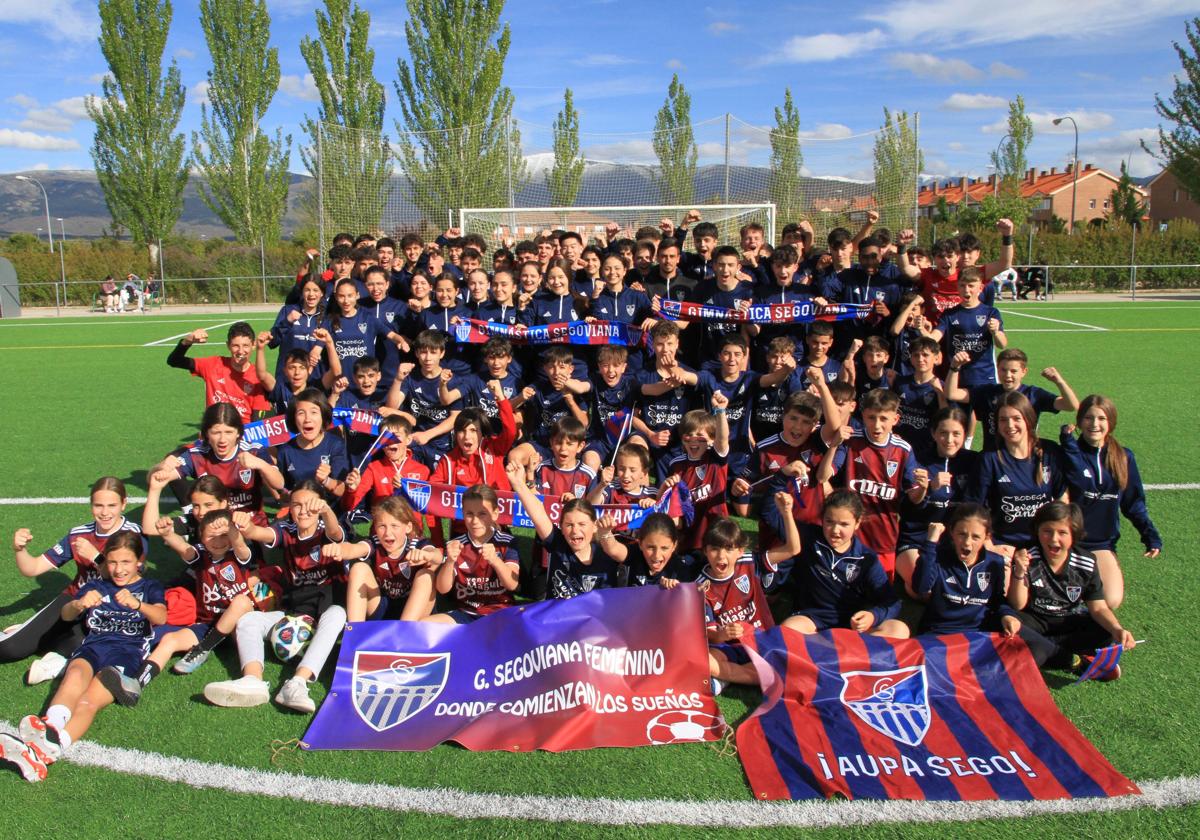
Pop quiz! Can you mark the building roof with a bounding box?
[917,163,1145,208]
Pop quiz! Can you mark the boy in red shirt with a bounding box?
[167,322,271,424]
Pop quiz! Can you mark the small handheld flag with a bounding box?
[1075,640,1144,683]
[605,405,636,466]
[355,429,400,473]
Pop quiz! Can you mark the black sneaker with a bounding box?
[98,666,143,707]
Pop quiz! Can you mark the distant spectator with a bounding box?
[100,275,119,313]
[122,273,144,313]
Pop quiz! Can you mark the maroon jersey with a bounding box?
[829,431,919,568]
[177,441,268,525]
[267,520,344,588]
[668,450,729,550]
[186,544,254,623]
[448,530,520,616]
[747,432,825,526]
[534,461,596,501]
[700,552,780,632]
[47,519,147,595]
[598,483,656,506]
[368,535,433,601]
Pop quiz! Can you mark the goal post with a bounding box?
[457,204,776,252]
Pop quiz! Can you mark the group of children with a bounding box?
[0,212,1161,783]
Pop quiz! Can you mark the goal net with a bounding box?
[457,205,775,252]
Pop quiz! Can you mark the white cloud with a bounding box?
[759,29,887,64]
[665,58,685,70]
[30,162,50,170]
[190,80,211,107]
[942,93,1008,110]
[1077,128,1161,177]
[947,141,966,151]
[0,129,80,150]
[279,73,320,102]
[989,61,1025,79]
[707,21,739,35]
[0,0,95,42]
[888,53,982,81]
[175,47,196,60]
[798,123,854,140]
[869,0,1200,47]
[17,95,90,132]
[983,109,1115,134]
[7,93,37,108]
[573,53,639,67]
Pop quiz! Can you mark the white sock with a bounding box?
[45,705,71,731]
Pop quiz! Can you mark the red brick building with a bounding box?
[1146,168,1200,228]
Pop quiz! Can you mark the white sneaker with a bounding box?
[203,675,270,708]
[275,676,316,713]
[27,652,67,686]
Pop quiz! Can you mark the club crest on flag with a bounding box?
[238,469,253,484]
[886,460,899,478]
[1067,585,1083,602]
[455,323,473,343]
[219,564,237,583]
[840,665,931,747]
[352,651,450,732]
[735,574,751,594]
[405,480,432,512]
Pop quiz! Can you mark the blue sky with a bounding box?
[1,0,1198,180]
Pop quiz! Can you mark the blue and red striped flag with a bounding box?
[604,408,635,449]
[355,428,401,472]
[1075,643,1124,683]
[332,407,382,435]
[734,628,1139,801]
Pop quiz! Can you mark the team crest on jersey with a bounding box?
[352,651,450,732]
[695,465,707,481]
[886,460,899,478]
[386,312,395,322]
[843,561,860,583]
[320,455,331,466]
[840,665,931,747]
[625,303,636,317]
[976,315,987,326]
[238,469,253,484]
[358,323,368,334]
[1066,585,1083,602]
[405,480,432,511]
[219,564,237,583]
[976,572,991,591]
[734,574,751,595]
[309,547,321,563]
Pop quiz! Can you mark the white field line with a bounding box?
[0,485,1193,506]
[0,318,258,329]
[1005,329,1094,333]
[0,720,1191,828]
[143,321,238,347]
[1000,310,1108,331]
[1003,306,1200,311]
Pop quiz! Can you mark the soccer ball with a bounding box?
[269,614,314,662]
[645,709,726,745]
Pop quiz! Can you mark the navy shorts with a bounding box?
[709,641,751,666]
[788,609,837,632]
[368,595,411,621]
[444,609,482,625]
[152,622,211,645]
[72,643,145,675]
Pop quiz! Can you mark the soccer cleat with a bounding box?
[203,675,270,708]
[97,666,142,707]
[26,651,67,686]
[0,733,48,783]
[173,646,210,675]
[709,677,726,697]
[275,676,316,714]
[18,715,64,765]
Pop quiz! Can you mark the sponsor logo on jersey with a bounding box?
[840,665,931,747]
[997,474,1011,483]
[352,651,450,731]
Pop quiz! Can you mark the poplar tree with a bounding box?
[299,0,390,234]
[769,88,803,223]
[87,0,187,266]
[393,0,526,225]
[991,95,1034,198]
[872,108,923,231]
[1146,17,1200,197]
[192,0,292,244]
[549,88,584,207]
[653,74,697,205]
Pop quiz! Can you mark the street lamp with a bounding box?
[1052,116,1079,235]
[15,175,53,253]
[55,217,66,290]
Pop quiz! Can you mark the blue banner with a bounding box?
[301,586,724,752]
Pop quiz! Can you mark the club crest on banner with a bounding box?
[839,665,931,747]
[352,651,450,732]
[405,480,432,511]
[455,323,473,343]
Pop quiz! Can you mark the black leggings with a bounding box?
[0,593,85,662]
[1015,611,1110,668]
